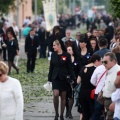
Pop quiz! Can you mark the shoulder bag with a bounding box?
[90,70,107,99]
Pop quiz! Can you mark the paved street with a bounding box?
[23,97,80,120]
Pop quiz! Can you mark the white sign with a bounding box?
[42,0,57,31]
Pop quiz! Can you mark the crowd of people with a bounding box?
[0,11,120,120]
[47,18,120,120]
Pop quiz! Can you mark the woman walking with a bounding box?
[66,45,80,119]
[6,31,19,74]
[77,54,102,120]
[48,40,75,120]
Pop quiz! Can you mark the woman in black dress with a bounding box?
[66,45,80,118]
[77,54,102,120]
[6,31,19,74]
[89,37,99,56]
[48,40,75,120]
[79,38,91,70]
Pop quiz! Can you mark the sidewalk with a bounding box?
[24,97,80,120]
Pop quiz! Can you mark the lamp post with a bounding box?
[63,0,65,14]
[34,0,37,20]
[69,0,71,13]
[73,0,75,14]
[56,0,59,15]
[16,0,20,27]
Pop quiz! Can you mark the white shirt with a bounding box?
[111,89,120,119]
[75,40,79,47]
[90,65,106,94]
[103,64,120,98]
[23,18,30,25]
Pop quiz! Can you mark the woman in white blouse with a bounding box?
[0,61,24,120]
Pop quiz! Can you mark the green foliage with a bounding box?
[32,0,43,14]
[0,0,26,16]
[107,0,120,18]
[37,0,43,14]
[0,0,15,16]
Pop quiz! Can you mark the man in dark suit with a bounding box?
[0,22,8,61]
[38,24,50,58]
[25,29,39,73]
[73,32,81,52]
[94,37,110,58]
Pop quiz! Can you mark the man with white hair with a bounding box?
[99,20,107,30]
[62,29,75,47]
[102,52,120,120]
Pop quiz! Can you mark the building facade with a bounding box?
[7,0,33,27]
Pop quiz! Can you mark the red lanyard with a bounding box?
[32,39,34,45]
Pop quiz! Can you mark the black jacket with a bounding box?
[72,40,81,52]
[0,28,7,44]
[25,35,39,54]
[48,52,75,82]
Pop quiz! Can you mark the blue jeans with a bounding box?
[114,117,120,120]
[92,94,104,120]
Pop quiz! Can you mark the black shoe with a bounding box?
[69,113,73,119]
[65,111,69,118]
[54,114,59,120]
[31,70,34,73]
[27,70,30,73]
[60,115,64,120]
[16,69,19,74]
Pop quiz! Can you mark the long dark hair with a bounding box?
[6,26,18,41]
[6,26,19,50]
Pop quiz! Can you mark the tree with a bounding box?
[0,0,26,16]
[32,0,43,15]
[107,0,120,18]
[0,0,15,16]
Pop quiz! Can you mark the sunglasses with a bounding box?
[102,61,108,64]
[0,74,3,77]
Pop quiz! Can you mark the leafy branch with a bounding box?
[0,0,27,16]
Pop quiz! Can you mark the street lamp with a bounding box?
[34,0,37,20]
[16,0,20,27]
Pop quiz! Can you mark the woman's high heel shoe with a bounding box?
[60,115,64,120]
[54,114,59,120]
[69,113,73,119]
[65,111,69,118]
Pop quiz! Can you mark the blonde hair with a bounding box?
[0,61,9,74]
[53,40,60,46]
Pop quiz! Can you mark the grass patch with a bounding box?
[10,58,52,103]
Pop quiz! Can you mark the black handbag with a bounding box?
[74,84,81,106]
